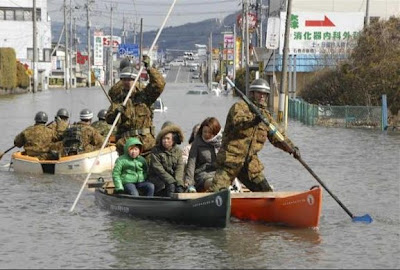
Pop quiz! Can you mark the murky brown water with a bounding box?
[0,83,398,268]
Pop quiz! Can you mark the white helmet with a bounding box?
[249,79,271,94]
[80,108,93,120]
[119,66,138,80]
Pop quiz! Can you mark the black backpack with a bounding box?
[63,126,83,155]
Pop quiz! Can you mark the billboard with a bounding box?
[93,31,104,66]
[279,12,364,54]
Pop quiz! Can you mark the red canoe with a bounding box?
[230,186,322,228]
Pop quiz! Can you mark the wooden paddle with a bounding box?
[0,145,17,160]
[225,77,373,224]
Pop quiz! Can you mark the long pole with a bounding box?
[32,0,38,93]
[277,0,292,124]
[86,0,91,88]
[69,0,178,213]
[64,0,69,89]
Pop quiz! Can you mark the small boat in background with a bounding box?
[154,97,168,112]
[10,145,118,175]
[92,181,231,228]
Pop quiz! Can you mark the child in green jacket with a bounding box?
[112,137,154,196]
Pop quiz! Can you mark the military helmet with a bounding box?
[119,66,138,80]
[34,111,48,123]
[119,57,132,71]
[56,108,69,118]
[80,108,93,120]
[249,78,271,94]
[97,109,107,120]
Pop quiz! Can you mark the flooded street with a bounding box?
[0,82,398,269]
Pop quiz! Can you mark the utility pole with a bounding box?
[64,0,69,89]
[244,0,250,96]
[86,0,91,88]
[69,0,73,88]
[257,0,263,47]
[122,15,126,44]
[109,4,114,86]
[208,32,213,90]
[365,0,370,26]
[277,0,293,126]
[32,0,38,93]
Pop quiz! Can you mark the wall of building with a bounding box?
[0,0,52,90]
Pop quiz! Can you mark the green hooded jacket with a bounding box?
[112,137,148,191]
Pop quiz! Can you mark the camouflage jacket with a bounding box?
[48,118,70,139]
[91,120,115,137]
[220,99,295,159]
[63,121,105,153]
[105,67,166,136]
[14,123,58,158]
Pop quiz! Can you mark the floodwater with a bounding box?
[0,83,398,269]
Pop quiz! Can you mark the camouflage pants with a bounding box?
[116,133,155,156]
[209,149,268,192]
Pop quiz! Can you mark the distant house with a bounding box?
[0,0,52,90]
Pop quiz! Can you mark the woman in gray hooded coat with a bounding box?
[148,122,185,197]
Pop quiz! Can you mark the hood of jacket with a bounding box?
[156,124,184,145]
[123,137,143,155]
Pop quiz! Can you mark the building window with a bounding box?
[15,10,24,21]
[27,48,33,61]
[24,10,32,21]
[43,49,51,62]
[0,8,40,21]
[5,10,14,20]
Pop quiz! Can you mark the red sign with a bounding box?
[237,13,258,30]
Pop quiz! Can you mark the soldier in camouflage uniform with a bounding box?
[14,111,58,160]
[91,109,115,137]
[105,55,166,156]
[209,79,301,192]
[62,109,104,155]
[48,108,70,139]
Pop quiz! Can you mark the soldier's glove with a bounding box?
[142,55,150,69]
[55,116,62,123]
[176,185,185,193]
[186,185,197,193]
[292,146,301,159]
[116,105,126,114]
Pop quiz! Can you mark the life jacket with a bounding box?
[63,126,83,155]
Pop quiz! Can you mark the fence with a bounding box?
[288,98,382,129]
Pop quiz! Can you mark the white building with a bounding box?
[0,0,52,90]
[291,0,399,20]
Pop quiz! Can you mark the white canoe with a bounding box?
[10,146,118,175]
